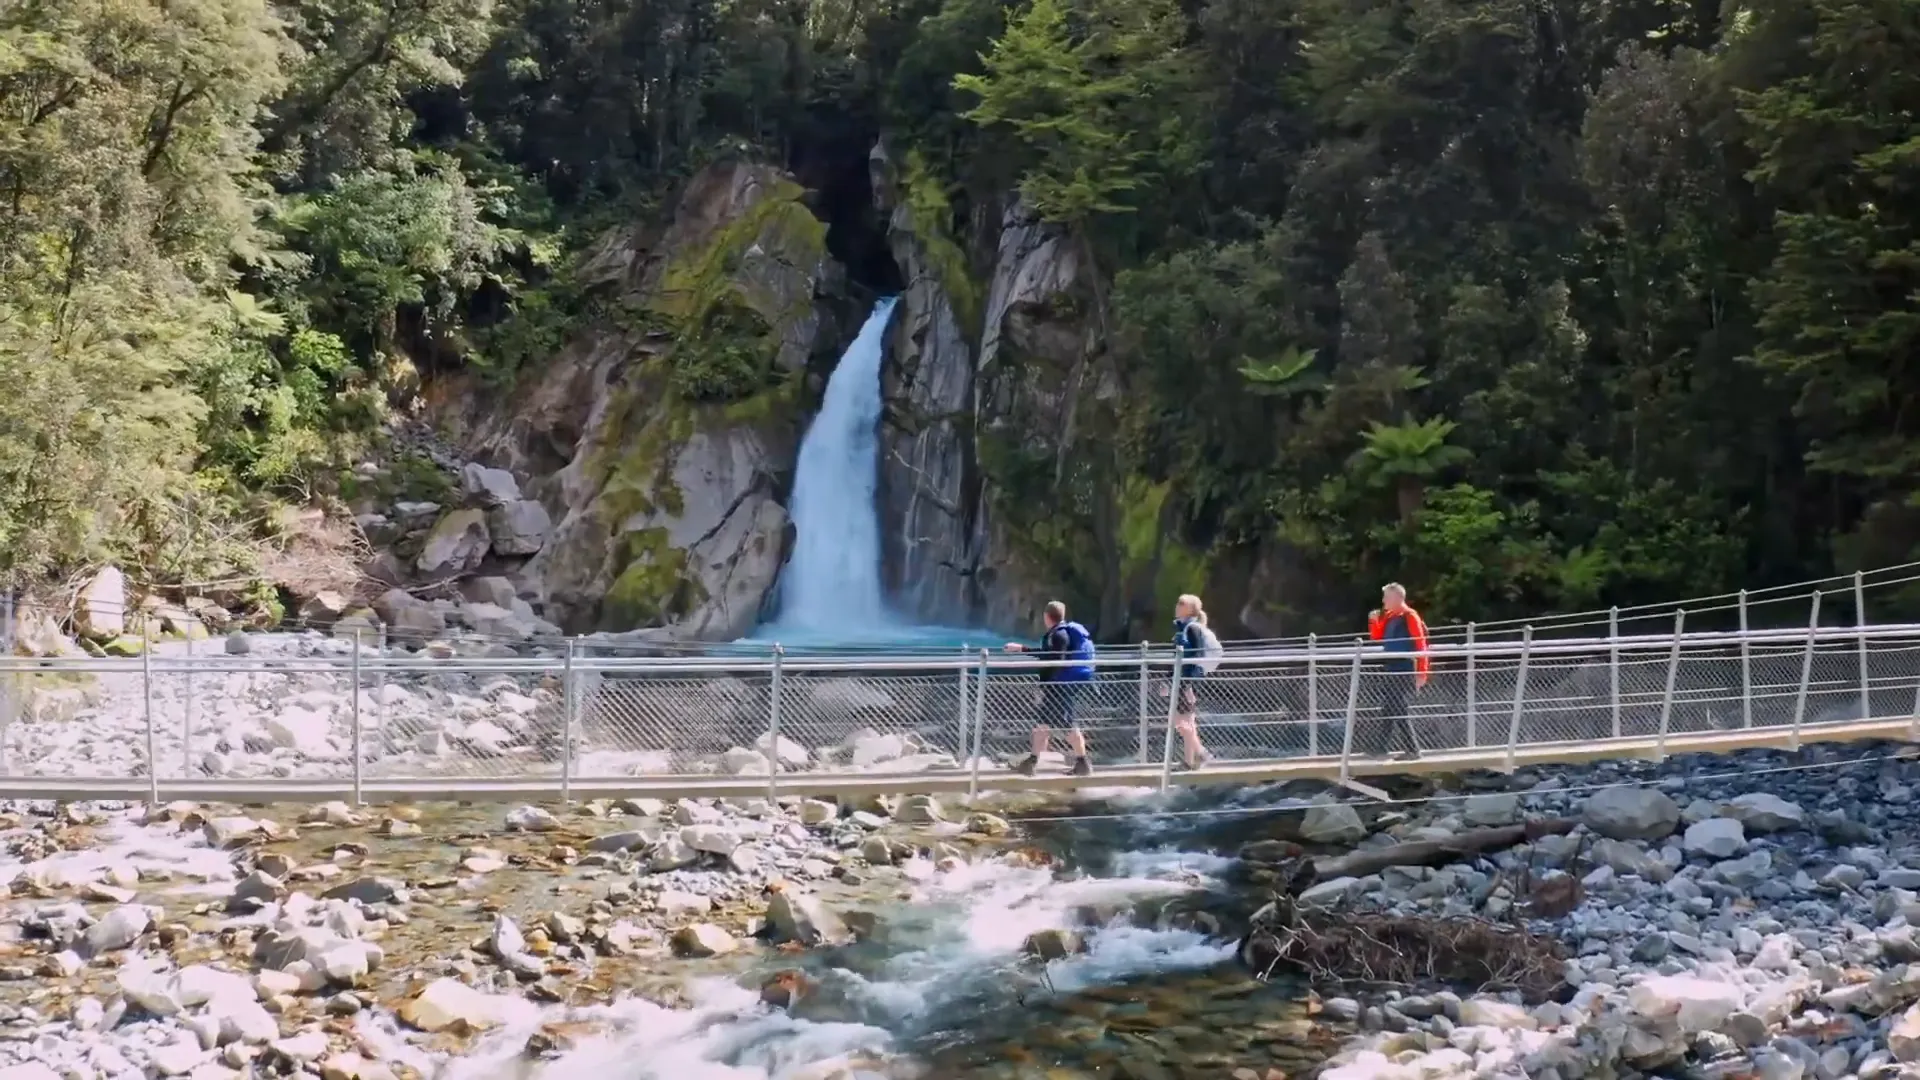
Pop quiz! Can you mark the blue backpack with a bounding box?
[1055,621,1097,682]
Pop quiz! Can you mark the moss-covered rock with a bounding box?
[101,635,146,657]
[451,160,840,639]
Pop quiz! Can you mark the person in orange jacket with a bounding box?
[1366,582,1428,759]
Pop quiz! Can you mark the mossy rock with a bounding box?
[601,527,707,628]
[101,636,147,657]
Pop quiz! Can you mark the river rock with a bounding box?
[506,805,559,832]
[1592,838,1673,882]
[1721,792,1806,834]
[76,566,126,638]
[1682,817,1746,859]
[798,800,838,825]
[1297,876,1361,910]
[896,794,945,824]
[1628,975,1744,1034]
[398,978,500,1033]
[320,877,406,906]
[1301,801,1367,845]
[488,499,551,556]
[373,588,445,638]
[754,732,811,770]
[1891,1002,1920,1062]
[82,904,151,957]
[671,924,737,958]
[1583,787,1681,840]
[417,508,491,575]
[681,825,741,855]
[767,891,849,946]
[649,837,699,872]
[1023,929,1085,961]
[227,870,286,911]
[461,463,521,507]
[1457,999,1537,1030]
[585,829,655,853]
[1461,793,1521,827]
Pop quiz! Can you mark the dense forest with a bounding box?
[2,0,1917,626]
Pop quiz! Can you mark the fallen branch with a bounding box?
[1307,818,1577,883]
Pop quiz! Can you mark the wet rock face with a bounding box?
[429,160,850,639]
[870,141,1084,630]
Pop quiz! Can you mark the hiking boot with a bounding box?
[1068,755,1092,777]
[1393,747,1422,762]
[1011,754,1039,776]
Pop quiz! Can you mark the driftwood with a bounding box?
[1238,900,1568,1002]
[1307,817,1577,883]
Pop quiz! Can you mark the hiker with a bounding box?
[1004,600,1096,776]
[1170,593,1221,771]
[1366,582,1429,759]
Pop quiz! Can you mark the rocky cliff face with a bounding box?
[871,142,1091,633]
[429,161,849,639]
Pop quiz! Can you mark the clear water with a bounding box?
[756,297,1004,652]
[416,788,1318,1080]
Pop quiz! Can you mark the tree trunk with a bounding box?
[1306,818,1576,883]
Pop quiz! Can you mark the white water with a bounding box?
[435,843,1237,1080]
[772,298,898,635]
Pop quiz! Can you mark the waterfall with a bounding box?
[771,297,899,634]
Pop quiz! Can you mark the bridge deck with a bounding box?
[0,714,1908,805]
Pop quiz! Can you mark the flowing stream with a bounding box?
[431,789,1331,1080]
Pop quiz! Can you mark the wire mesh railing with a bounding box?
[1,606,1919,803]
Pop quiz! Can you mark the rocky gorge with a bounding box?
[2,732,1920,1079]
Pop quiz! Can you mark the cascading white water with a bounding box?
[771,298,898,634]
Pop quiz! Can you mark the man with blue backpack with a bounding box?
[1004,600,1096,776]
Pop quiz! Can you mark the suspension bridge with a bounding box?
[0,565,1917,805]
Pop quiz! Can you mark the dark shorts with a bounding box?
[1178,677,1209,715]
[1035,681,1086,728]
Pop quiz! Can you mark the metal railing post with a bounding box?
[1608,607,1621,738]
[374,623,388,747]
[1656,610,1685,760]
[956,646,970,762]
[182,629,195,780]
[1855,570,1871,720]
[1908,653,1920,742]
[0,589,12,775]
[1504,626,1533,773]
[1159,649,1185,792]
[1738,590,1752,729]
[1307,634,1320,757]
[1137,643,1151,764]
[766,645,784,803]
[350,630,363,805]
[142,642,158,805]
[1337,646,1363,783]
[561,638,577,803]
[1464,623,1477,748]
[967,649,989,801]
[1792,592,1821,750]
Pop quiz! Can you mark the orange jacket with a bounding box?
[1369,605,1431,686]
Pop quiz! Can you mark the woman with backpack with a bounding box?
[1170,593,1218,771]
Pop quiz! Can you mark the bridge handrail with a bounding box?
[3,594,1918,806]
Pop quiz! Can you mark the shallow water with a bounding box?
[424,789,1341,1080]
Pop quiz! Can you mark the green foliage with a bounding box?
[955,0,1203,226]
[900,148,982,331]
[6,0,1920,635]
